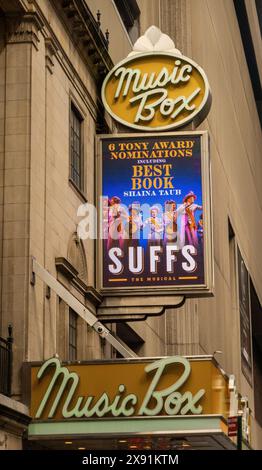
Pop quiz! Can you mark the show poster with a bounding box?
[98,132,211,294]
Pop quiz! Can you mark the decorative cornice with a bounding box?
[20,1,109,125]
[51,0,113,80]
[6,12,44,50]
[55,257,78,281]
[0,400,31,435]
[55,257,102,307]
[85,286,103,307]
[45,37,58,74]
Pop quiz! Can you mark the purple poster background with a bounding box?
[100,134,205,290]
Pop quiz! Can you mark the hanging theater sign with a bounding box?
[101,53,210,132]
[97,26,213,296]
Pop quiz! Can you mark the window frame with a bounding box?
[69,308,78,361]
[69,100,84,193]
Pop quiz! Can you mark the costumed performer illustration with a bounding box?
[107,196,128,250]
[127,202,143,245]
[163,199,184,244]
[197,213,204,244]
[180,191,202,247]
[143,205,163,245]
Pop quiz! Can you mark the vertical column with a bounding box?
[160,0,192,56]
[0,17,6,334]
[27,14,46,363]
[41,37,57,359]
[138,0,161,35]
[1,13,43,397]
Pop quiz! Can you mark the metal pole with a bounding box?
[7,324,13,397]
[31,258,137,358]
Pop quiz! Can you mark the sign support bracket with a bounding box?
[97,296,186,322]
[31,257,137,359]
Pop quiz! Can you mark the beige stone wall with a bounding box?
[127,314,167,357]
[87,0,133,63]
[0,393,30,450]
[0,22,32,396]
[0,0,107,395]
[0,430,22,450]
[136,0,161,36]
[190,0,262,414]
[27,0,102,364]
[0,19,5,335]
[136,0,262,448]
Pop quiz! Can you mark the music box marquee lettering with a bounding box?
[102,26,211,131]
[34,356,205,419]
[114,62,201,124]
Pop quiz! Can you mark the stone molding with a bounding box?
[0,393,31,437]
[52,0,113,79]
[55,257,102,307]
[6,12,44,50]
[45,37,58,74]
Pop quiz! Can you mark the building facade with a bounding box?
[0,0,261,450]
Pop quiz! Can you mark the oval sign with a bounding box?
[102,52,211,132]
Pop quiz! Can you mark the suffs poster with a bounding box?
[100,134,206,291]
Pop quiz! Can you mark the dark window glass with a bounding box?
[234,0,262,126]
[69,308,77,361]
[70,103,83,190]
[115,323,144,358]
[250,280,262,427]
[113,0,140,42]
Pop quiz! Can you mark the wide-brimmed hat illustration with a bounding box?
[183,191,197,203]
[110,196,121,205]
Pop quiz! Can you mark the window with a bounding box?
[69,308,77,361]
[114,0,140,43]
[228,220,237,308]
[250,280,262,426]
[70,103,83,191]
[234,0,262,126]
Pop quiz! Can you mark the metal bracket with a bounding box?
[31,257,137,358]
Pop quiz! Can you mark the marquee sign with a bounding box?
[101,26,211,132]
[97,131,213,295]
[30,356,229,420]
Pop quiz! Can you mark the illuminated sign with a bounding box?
[101,26,211,131]
[97,131,213,295]
[30,356,230,420]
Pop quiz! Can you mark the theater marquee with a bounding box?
[30,356,229,420]
[27,356,250,449]
[96,131,213,296]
